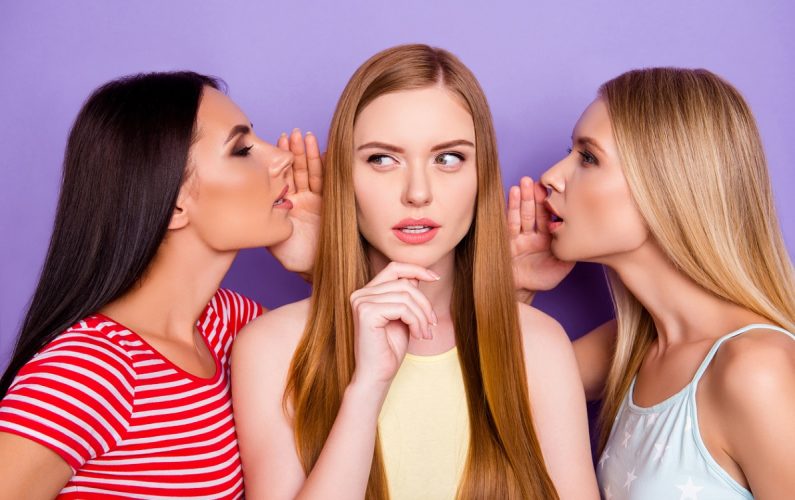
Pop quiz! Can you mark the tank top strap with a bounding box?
[691,323,794,386]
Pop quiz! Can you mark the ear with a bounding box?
[168,188,190,230]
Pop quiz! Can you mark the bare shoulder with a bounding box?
[232,298,311,365]
[516,302,572,362]
[709,326,795,407]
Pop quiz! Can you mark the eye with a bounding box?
[233,145,254,157]
[578,149,598,165]
[367,154,398,168]
[435,152,464,169]
[567,147,597,166]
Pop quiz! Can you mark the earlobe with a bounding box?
[168,196,190,230]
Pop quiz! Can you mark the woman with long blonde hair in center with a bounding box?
[511,67,795,499]
[232,44,598,499]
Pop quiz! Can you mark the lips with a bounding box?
[273,185,292,210]
[392,218,441,244]
[544,200,564,233]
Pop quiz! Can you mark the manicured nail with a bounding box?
[428,270,441,280]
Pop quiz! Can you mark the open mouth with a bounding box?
[544,200,564,232]
[398,225,435,234]
[392,218,441,244]
[273,185,292,209]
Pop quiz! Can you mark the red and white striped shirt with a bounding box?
[0,289,261,499]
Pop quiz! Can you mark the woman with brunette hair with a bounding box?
[232,44,598,499]
[0,71,322,498]
[512,68,795,498]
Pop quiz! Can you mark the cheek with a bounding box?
[188,168,285,249]
[353,170,392,243]
[442,170,478,234]
[557,176,648,260]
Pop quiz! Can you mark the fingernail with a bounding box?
[306,131,313,136]
[431,311,438,326]
[280,132,287,138]
[428,270,441,280]
[292,127,301,134]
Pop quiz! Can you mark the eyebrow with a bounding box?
[356,139,475,154]
[224,123,253,145]
[571,135,606,155]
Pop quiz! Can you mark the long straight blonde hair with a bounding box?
[285,44,558,499]
[598,68,795,451]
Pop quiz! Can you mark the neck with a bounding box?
[603,239,763,350]
[367,247,456,355]
[100,228,237,343]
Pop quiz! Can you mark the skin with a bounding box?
[512,98,795,498]
[232,86,598,499]
[0,87,323,498]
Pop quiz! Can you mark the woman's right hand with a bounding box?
[349,262,440,389]
[508,176,575,303]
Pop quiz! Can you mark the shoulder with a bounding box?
[231,298,311,368]
[709,326,795,410]
[211,288,264,330]
[516,302,573,364]
[18,317,137,385]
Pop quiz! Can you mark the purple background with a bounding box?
[1,1,793,367]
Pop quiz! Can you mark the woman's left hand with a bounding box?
[268,129,323,278]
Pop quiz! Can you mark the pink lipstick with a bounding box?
[392,218,440,244]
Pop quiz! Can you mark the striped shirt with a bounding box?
[0,288,261,499]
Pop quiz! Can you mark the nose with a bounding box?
[402,163,432,207]
[540,157,567,195]
[263,141,293,178]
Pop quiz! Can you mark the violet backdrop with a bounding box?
[1,1,793,366]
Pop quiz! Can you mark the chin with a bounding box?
[262,220,294,247]
[550,240,581,263]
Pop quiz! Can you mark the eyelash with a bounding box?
[567,147,597,166]
[367,154,395,167]
[233,145,254,157]
[366,152,465,168]
[435,152,465,167]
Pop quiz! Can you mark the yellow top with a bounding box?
[378,347,470,500]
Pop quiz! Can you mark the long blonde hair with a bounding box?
[285,44,558,499]
[598,68,795,451]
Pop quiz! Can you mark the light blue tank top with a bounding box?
[597,324,794,500]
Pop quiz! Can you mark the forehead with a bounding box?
[195,87,249,137]
[354,86,475,146]
[573,98,612,140]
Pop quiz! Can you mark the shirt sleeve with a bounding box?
[216,288,264,334]
[0,327,135,472]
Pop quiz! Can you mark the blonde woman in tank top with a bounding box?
[510,68,795,499]
[231,45,599,499]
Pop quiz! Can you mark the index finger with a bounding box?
[534,181,551,235]
[368,262,441,287]
[290,128,309,192]
[305,132,323,193]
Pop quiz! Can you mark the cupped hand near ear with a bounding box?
[268,128,323,277]
[507,176,575,303]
